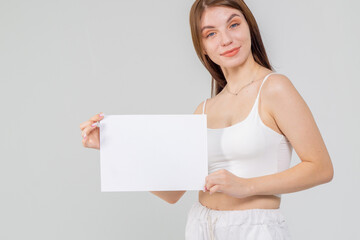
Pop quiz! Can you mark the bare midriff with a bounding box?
[198,191,281,210]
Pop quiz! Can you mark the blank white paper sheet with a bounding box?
[99,114,208,192]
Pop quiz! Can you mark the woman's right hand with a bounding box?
[79,112,104,150]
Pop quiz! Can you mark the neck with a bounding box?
[221,55,260,93]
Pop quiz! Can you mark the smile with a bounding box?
[221,47,240,57]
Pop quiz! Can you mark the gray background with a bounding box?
[1,0,359,239]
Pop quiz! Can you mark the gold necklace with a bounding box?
[225,66,260,96]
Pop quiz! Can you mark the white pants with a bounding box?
[185,201,292,240]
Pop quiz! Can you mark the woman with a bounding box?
[80,0,334,239]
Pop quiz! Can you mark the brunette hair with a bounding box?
[189,0,274,97]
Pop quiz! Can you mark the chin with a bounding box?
[221,59,244,69]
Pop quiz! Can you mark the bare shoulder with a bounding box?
[260,73,300,110]
[193,97,214,114]
[261,73,296,97]
[193,100,206,114]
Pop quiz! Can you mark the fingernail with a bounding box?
[83,133,87,138]
[91,122,97,127]
[99,113,104,117]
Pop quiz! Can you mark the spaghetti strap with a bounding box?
[256,72,278,101]
[202,98,207,114]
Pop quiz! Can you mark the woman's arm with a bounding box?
[150,191,186,204]
[248,74,334,196]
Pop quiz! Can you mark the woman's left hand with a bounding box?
[204,169,253,198]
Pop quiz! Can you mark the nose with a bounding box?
[220,31,233,47]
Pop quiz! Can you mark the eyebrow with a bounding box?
[201,13,241,33]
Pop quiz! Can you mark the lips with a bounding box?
[221,47,240,56]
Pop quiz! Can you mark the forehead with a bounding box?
[200,6,243,25]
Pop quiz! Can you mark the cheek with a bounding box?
[240,29,252,45]
[202,41,213,51]
[206,47,220,61]
[203,44,217,58]
[233,32,248,45]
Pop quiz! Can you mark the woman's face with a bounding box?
[200,6,252,69]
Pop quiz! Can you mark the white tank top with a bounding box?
[202,72,293,198]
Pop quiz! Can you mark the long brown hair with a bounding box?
[189,0,274,97]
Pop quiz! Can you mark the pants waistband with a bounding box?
[190,201,286,226]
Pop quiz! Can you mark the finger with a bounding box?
[79,112,104,130]
[82,133,88,147]
[89,112,105,122]
[206,174,224,185]
[209,185,221,195]
[205,182,216,192]
[80,120,93,131]
[81,125,95,139]
[80,120,99,132]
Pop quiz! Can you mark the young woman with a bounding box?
[80,0,334,239]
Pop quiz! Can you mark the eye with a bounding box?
[206,32,215,38]
[205,23,239,38]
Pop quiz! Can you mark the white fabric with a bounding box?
[203,72,293,198]
[185,201,292,240]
